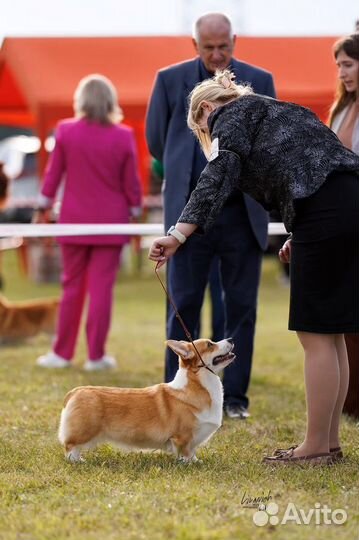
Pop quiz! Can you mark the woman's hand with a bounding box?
[148,235,181,268]
[32,208,51,224]
[279,238,292,263]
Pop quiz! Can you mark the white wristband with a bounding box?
[167,226,187,244]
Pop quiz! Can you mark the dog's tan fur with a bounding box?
[0,293,59,342]
[59,338,235,462]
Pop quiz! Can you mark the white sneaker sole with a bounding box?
[36,355,71,368]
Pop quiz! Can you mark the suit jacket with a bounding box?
[146,57,276,249]
[42,118,142,245]
[179,95,359,232]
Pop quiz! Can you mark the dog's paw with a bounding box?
[177,454,201,464]
[66,451,85,463]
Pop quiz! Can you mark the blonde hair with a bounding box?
[187,70,253,158]
[73,74,123,124]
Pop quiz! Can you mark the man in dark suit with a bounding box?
[146,13,276,419]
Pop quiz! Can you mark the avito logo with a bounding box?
[253,502,347,527]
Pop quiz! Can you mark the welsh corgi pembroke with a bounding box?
[58,338,235,463]
[0,293,59,343]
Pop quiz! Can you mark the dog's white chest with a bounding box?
[196,373,223,425]
[190,374,223,448]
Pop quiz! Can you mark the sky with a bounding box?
[0,0,358,44]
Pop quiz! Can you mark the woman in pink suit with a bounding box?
[36,74,142,370]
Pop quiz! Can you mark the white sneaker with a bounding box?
[83,356,117,371]
[36,352,71,368]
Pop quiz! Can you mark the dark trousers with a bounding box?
[196,257,225,342]
[165,204,263,409]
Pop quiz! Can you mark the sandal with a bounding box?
[263,446,333,466]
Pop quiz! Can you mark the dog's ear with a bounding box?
[165,340,195,360]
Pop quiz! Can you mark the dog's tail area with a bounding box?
[63,388,79,408]
[58,389,79,445]
[58,406,68,446]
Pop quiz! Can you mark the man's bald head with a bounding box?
[192,13,236,74]
[193,13,233,42]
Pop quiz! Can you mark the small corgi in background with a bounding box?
[59,338,235,463]
[0,294,59,343]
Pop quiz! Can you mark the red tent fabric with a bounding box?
[0,36,338,191]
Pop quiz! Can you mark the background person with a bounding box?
[0,162,8,209]
[35,74,142,370]
[0,162,9,289]
[329,33,359,419]
[149,70,359,465]
[146,12,276,419]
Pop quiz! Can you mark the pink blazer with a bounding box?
[42,118,142,245]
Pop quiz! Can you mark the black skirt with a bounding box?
[289,171,358,333]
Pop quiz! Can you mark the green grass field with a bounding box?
[0,248,358,540]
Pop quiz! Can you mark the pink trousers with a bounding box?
[53,244,122,361]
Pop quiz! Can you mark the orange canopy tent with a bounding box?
[0,36,338,191]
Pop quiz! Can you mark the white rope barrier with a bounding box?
[0,222,287,238]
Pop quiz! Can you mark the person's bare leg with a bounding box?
[329,334,349,449]
[293,332,339,457]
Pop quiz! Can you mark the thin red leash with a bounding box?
[155,263,215,375]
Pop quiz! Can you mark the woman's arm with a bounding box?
[121,131,143,216]
[41,125,66,201]
[179,149,242,232]
[148,148,242,267]
[149,143,242,266]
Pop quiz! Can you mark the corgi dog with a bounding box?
[0,293,59,343]
[58,338,235,463]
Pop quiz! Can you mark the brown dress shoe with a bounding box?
[330,447,344,461]
[263,446,334,466]
[273,444,344,461]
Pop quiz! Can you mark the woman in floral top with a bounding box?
[149,70,359,466]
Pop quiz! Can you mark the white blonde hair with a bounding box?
[187,70,253,158]
[73,74,123,124]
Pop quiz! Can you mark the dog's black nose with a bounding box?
[227,337,234,344]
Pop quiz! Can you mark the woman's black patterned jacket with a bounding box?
[179,95,359,232]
